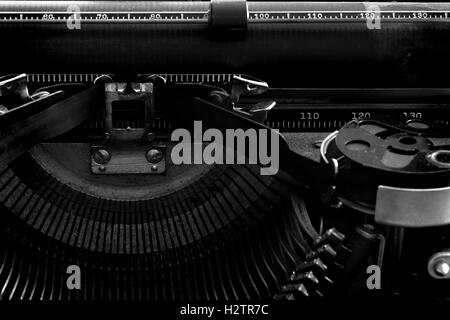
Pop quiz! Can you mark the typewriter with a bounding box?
[0,0,449,301]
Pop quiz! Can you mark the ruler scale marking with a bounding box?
[1,10,450,23]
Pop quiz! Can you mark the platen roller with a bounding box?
[1,1,450,86]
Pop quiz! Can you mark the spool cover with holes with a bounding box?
[321,119,450,208]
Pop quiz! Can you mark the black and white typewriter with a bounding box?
[0,0,449,304]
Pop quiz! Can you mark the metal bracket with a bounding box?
[227,75,275,123]
[375,185,450,227]
[90,82,167,175]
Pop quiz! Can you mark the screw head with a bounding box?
[330,199,344,210]
[151,165,158,172]
[147,132,155,143]
[208,90,225,105]
[93,149,111,164]
[146,149,163,163]
[434,261,450,277]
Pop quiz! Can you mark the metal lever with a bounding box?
[0,74,32,112]
[229,75,275,121]
[230,75,269,101]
